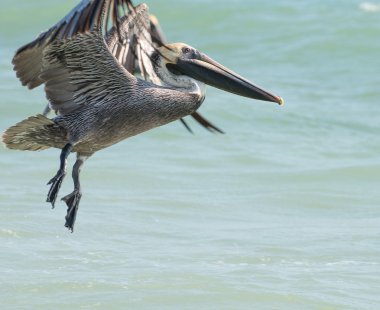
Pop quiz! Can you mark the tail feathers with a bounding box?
[2,114,62,151]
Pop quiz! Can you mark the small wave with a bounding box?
[359,2,380,12]
[325,260,379,266]
[0,229,20,238]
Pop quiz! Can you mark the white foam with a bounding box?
[1,229,20,238]
[359,2,380,12]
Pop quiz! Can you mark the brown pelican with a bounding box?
[24,0,223,134]
[2,0,283,231]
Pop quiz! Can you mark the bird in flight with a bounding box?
[2,0,283,232]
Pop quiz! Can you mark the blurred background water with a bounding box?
[1,0,379,309]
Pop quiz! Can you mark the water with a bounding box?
[1,0,379,309]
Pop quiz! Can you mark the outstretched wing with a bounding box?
[13,0,105,89]
[40,5,140,115]
[105,6,161,84]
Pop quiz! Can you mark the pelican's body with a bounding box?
[54,79,202,154]
[2,1,283,231]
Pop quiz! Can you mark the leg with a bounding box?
[61,154,90,232]
[42,104,51,116]
[46,143,73,207]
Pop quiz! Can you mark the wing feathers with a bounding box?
[41,28,134,115]
[13,0,135,90]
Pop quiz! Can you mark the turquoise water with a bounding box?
[1,0,380,309]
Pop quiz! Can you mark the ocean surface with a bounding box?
[1,0,379,309]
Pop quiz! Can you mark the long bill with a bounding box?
[172,53,284,105]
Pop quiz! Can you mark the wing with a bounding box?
[40,5,138,115]
[13,0,133,90]
[105,5,161,84]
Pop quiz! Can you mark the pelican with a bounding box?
[23,0,223,134]
[2,0,283,231]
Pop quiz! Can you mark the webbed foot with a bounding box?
[62,190,82,232]
[46,170,66,207]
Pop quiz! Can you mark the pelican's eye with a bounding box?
[182,47,191,54]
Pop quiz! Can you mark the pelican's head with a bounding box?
[154,43,284,105]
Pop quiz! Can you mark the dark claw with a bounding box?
[46,170,66,208]
[62,190,82,232]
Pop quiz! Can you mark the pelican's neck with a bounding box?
[153,53,206,101]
